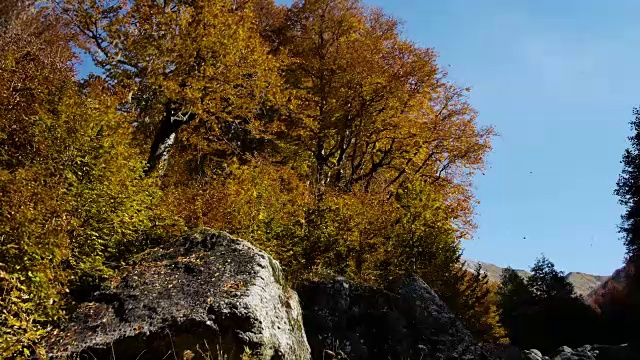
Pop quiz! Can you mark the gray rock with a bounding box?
[577,345,592,352]
[523,349,543,360]
[556,346,574,354]
[298,276,493,360]
[550,346,587,360]
[46,229,311,360]
[530,349,544,358]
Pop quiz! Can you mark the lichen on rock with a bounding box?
[47,228,311,360]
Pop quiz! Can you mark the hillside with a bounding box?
[586,263,633,302]
[462,259,609,298]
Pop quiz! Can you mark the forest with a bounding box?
[1,0,640,358]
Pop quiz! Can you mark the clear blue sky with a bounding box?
[359,0,638,275]
[77,0,638,276]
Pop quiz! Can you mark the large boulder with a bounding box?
[47,229,311,360]
[522,349,543,360]
[297,276,493,360]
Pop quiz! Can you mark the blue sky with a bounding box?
[77,0,638,275]
[357,0,639,275]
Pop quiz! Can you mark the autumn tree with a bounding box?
[0,6,169,356]
[156,0,493,294]
[59,0,284,176]
[1,0,499,356]
[281,0,493,186]
[0,0,33,28]
[66,0,495,288]
[438,261,507,343]
[273,0,494,241]
[590,272,635,344]
[56,0,498,345]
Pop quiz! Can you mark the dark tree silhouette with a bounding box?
[614,107,640,346]
[497,256,601,353]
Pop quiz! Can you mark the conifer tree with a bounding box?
[613,107,640,344]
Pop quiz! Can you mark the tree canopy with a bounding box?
[612,107,640,345]
[1,0,497,356]
[497,256,601,353]
[0,6,171,356]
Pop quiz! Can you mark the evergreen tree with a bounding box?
[497,257,601,353]
[616,108,640,262]
[527,255,575,300]
[497,267,535,348]
[613,107,640,344]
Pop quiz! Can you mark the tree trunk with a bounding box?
[144,104,194,176]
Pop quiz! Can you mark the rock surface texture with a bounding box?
[298,276,492,360]
[47,229,311,360]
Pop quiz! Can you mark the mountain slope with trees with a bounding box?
[463,259,609,298]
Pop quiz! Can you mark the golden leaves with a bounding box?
[278,0,493,206]
[1,0,500,354]
[1,7,169,355]
[64,0,284,166]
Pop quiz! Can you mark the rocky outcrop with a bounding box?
[298,276,492,360]
[47,229,311,360]
[521,344,639,360]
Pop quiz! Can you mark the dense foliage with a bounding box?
[1,0,499,356]
[0,7,173,357]
[612,107,640,345]
[497,256,602,353]
[438,261,507,344]
[589,263,636,344]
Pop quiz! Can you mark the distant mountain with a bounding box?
[462,259,609,298]
[565,272,610,298]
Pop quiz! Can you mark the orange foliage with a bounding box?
[1,0,502,355]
